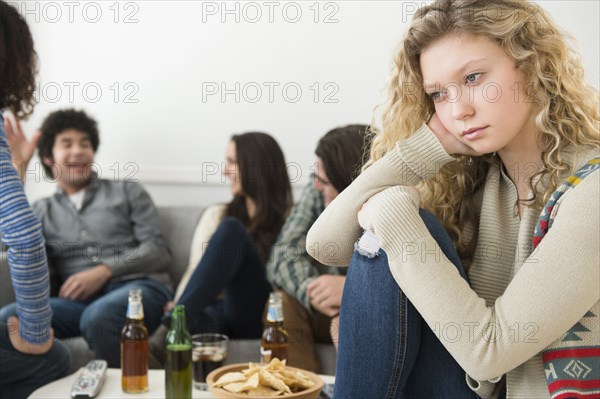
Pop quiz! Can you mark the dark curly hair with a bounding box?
[38,109,100,178]
[315,124,371,193]
[0,1,37,118]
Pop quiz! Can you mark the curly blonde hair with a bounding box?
[368,0,599,259]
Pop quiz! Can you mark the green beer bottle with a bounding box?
[165,305,192,399]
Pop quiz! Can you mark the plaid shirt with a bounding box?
[267,181,345,310]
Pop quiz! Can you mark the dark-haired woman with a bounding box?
[0,2,71,398]
[149,132,292,364]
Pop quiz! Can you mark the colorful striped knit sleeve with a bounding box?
[0,115,52,344]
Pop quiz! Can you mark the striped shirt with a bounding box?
[0,114,52,344]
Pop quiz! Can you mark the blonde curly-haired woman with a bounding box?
[307,1,599,398]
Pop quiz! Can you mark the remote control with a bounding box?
[70,360,107,398]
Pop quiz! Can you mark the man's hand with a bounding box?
[7,316,54,355]
[307,275,345,317]
[59,264,112,301]
[3,112,42,182]
[163,301,175,313]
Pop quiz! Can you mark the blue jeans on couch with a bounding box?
[0,322,71,399]
[0,278,171,368]
[173,217,272,339]
[333,209,480,399]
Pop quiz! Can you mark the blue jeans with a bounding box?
[173,217,272,339]
[0,278,171,368]
[334,210,478,399]
[0,322,71,399]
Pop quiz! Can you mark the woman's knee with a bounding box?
[209,217,251,252]
[418,209,450,240]
[79,303,120,346]
[418,208,464,277]
[218,217,246,234]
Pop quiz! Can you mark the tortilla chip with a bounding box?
[212,358,317,396]
[245,385,283,396]
[213,372,246,387]
[267,358,286,369]
[259,369,292,394]
[223,373,260,393]
[280,369,316,389]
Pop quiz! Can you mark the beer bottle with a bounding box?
[260,292,289,363]
[165,305,192,399]
[121,288,149,393]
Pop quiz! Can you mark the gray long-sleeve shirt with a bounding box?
[33,176,172,288]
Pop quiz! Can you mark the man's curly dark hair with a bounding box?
[0,1,38,118]
[38,109,100,178]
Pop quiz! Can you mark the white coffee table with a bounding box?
[29,368,335,398]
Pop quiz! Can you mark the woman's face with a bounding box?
[313,157,340,207]
[420,33,538,156]
[224,140,242,196]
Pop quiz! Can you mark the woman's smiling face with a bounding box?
[224,140,242,196]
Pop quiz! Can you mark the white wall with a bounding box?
[12,0,600,207]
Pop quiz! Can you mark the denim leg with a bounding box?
[0,322,71,399]
[333,250,421,399]
[0,280,170,368]
[334,209,475,399]
[80,278,171,368]
[403,322,477,398]
[402,210,476,398]
[176,217,271,338]
[49,298,87,338]
[0,299,85,339]
[0,303,18,324]
[221,226,271,339]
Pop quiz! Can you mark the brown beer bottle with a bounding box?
[260,292,289,363]
[121,288,149,393]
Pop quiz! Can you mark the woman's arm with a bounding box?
[306,124,455,266]
[0,116,53,346]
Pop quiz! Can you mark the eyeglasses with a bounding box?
[310,172,332,186]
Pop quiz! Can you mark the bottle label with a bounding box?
[126,300,144,320]
[260,346,272,363]
[266,304,284,322]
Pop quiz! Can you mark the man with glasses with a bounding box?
[267,125,370,372]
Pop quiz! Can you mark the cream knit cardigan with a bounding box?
[306,125,600,398]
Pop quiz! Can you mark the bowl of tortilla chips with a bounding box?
[206,358,324,399]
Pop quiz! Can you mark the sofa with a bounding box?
[0,206,337,375]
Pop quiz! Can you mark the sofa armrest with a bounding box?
[157,206,205,289]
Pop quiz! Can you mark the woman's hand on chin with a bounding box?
[428,113,481,157]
